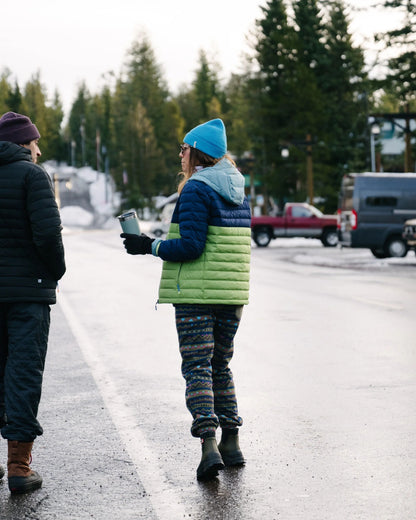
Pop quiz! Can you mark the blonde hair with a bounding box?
[177,149,235,193]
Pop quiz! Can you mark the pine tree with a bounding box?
[321,1,368,208]
[67,83,91,166]
[22,72,64,161]
[176,50,224,135]
[291,0,327,202]
[7,81,23,113]
[193,50,222,122]
[112,35,181,203]
[90,85,113,173]
[376,0,416,102]
[240,0,369,210]
[0,70,13,115]
[375,0,416,171]
[251,0,301,204]
[45,91,65,162]
[223,74,252,158]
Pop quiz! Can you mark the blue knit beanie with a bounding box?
[184,118,227,158]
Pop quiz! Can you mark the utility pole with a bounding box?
[404,104,412,172]
[53,173,61,208]
[80,116,86,166]
[306,134,314,204]
[102,145,110,204]
[71,140,76,166]
[249,168,255,213]
[281,135,315,204]
[96,129,101,174]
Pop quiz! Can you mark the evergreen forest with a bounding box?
[1,0,415,213]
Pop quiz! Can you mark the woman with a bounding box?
[121,119,251,480]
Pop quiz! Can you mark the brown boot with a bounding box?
[7,440,42,494]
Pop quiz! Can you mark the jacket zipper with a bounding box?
[176,264,183,293]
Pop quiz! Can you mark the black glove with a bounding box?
[121,233,154,255]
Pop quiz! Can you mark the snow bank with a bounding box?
[44,162,120,230]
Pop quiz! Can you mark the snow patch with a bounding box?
[60,206,94,228]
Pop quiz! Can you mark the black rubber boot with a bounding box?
[0,464,4,480]
[8,472,42,495]
[196,437,224,481]
[218,429,245,466]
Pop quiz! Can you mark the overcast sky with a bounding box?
[1,0,403,114]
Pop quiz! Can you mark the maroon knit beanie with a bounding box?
[0,112,41,144]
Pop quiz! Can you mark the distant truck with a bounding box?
[338,172,416,258]
[251,202,338,247]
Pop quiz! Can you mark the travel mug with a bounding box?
[118,210,141,235]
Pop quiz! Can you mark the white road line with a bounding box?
[58,292,187,520]
[353,296,403,311]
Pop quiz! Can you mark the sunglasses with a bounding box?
[180,144,191,154]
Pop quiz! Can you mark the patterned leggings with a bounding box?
[174,304,243,438]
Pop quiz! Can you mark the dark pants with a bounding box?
[0,302,50,441]
[175,304,243,438]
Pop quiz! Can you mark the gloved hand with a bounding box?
[121,233,154,255]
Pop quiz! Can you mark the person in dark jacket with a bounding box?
[0,111,66,494]
[121,119,251,481]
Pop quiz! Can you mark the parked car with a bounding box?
[338,172,416,258]
[403,218,416,254]
[251,202,338,247]
[150,201,176,237]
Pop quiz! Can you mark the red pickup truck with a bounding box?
[251,202,338,247]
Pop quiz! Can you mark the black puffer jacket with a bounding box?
[0,142,66,303]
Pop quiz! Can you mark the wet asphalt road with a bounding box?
[0,299,155,520]
[0,228,415,519]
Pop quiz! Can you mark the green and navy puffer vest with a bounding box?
[153,158,251,305]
